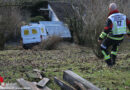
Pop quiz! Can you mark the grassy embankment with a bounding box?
[0,41,130,90]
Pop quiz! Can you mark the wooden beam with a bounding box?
[17,78,52,90]
[43,86,52,90]
[54,77,76,90]
[63,70,100,90]
[17,78,39,90]
[37,78,49,88]
[74,81,86,90]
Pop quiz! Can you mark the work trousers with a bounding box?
[100,38,123,64]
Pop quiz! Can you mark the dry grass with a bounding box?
[33,36,63,50]
[0,42,130,89]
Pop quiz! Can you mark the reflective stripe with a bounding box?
[102,50,107,56]
[111,51,117,55]
[108,13,127,35]
[104,55,111,60]
[101,44,107,49]
[102,50,110,60]
[112,21,127,35]
[100,32,107,39]
[108,35,124,40]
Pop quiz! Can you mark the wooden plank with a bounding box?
[43,86,52,90]
[54,77,76,90]
[17,78,40,90]
[26,81,42,90]
[0,83,20,90]
[33,82,52,90]
[63,70,100,90]
[37,78,49,88]
[17,78,51,90]
[74,81,86,90]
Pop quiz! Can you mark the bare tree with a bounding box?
[70,0,130,58]
[0,0,24,50]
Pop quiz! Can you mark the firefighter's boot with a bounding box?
[105,59,113,66]
[111,54,116,65]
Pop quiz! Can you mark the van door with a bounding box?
[22,27,31,44]
[29,27,41,43]
[22,27,41,44]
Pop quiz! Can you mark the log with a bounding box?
[37,78,49,88]
[54,77,76,90]
[63,70,100,90]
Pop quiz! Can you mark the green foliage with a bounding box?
[30,16,46,22]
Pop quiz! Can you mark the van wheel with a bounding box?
[23,45,29,49]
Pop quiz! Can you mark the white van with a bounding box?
[21,21,71,49]
[21,24,47,49]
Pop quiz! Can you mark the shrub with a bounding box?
[30,16,46,22]
[33,36,63,50]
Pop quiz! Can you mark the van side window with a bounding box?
[32,29,37,34]
[41,28,44,33]
[24,30,29,35]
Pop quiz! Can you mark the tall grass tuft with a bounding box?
[33,36,63,50]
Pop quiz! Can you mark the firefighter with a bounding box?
[98,3,130,66]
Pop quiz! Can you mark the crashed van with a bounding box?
[21,21,71,49]
[21,24,47,49]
